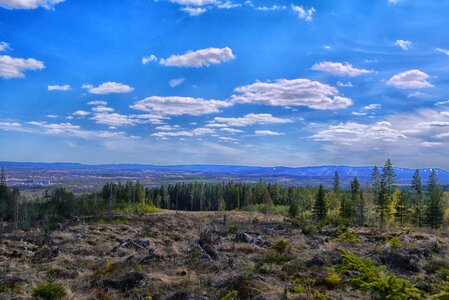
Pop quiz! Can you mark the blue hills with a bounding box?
[1,161,449,186]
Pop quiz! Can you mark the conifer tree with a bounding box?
[395,190,408,225]
[411,169,425,227]
[375,179,390,227]
[333,171,340,193]
[288,199,299,219]
[371,166,380,194]
[314,184,327,221]
[426,170,444,229]
[382,158,397,197]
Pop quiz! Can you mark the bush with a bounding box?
[387,236,402,249]
[325,272,342,288]
[256,253,288,269]
[338,229,361,243]
[221,290,238,300]
[114,202,159,214]
[32,277,66,300]
[337,249,426,300]
[272,240,292,254]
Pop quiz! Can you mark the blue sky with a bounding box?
[1,0,449,168]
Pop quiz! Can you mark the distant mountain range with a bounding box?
[1,161,449,186]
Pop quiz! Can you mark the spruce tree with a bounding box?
[289,199,299,219]
[314,184,327,221]
[411,169,425,227]
[375,179,390,227]
[395,190,408,225]
[426,169,444,229]
[333,171,340,193]
[371,166,380,194]
[382,158,397,197]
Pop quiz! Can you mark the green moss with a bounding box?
[387,236,402,249]
[32,277,66,300]
[325,272,342,288]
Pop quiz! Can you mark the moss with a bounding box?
[32,277,66,300]
[314,290,327,299]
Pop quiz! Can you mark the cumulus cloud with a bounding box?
[130,96,232,116]
[82,82,134,94]
[170,0,217,5]
[291,5,315,21]
[311,61,372,76]
[256,5,286,11]
[394,39,412,50]
[0,41,10,52]
[231,78,352,110]
[0,0,64,9]
[220,127,243,133]
[87,100,107,106]
[92,106,114,113]
[213,113,292,127]
[90,112,137,126]
[363,103,381,110]
[142,54,158,64]
[181,6,206,16]
[27,121,125,139]
[387,69,433,89]
[312,109,449,153]
[218,136,238,142]
[255,130,283,136]
[159,47,235,67]
[169,78,185,88]
[0,55,44,78]
[152,131,193,138]
[155,125,181,131]
[435,48,449,56]
[337,81,353,87]
[48,84,71,91]
[72,110,90,117]
[0,121,21,131]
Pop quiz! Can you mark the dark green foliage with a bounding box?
[411,169,425,227]
[32,277,66,300]
[314,184,327,220]
[382,158,397,197]
[288,200,299,218]
[333,171,340,193]
[426,170,445,229]
[337,249,426,299]
[375,179,390,227]
[272,240,292,253]
[395,191,409,225]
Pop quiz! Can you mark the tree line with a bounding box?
[0,159,447,231]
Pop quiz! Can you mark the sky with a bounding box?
[1,0,449,168]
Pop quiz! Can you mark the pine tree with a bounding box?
[371,166,380,194]
[426,170,444,229]
[382,158,397,197]
[314,184,327,221]
[411,169,425,227]
[375,179,390,227]
[333,171,340,193]
[350,177,360,224]
[289,199,299,219]
[395,190,408,225]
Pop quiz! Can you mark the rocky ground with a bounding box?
[0,211,448,299]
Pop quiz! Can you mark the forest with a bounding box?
[1,159,448,231]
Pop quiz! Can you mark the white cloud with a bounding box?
[0,0,64,9]
[142,54,158,64]
[0,55,44,78]
[407,91,424,98]
[0,121,21,131]
[435,100,449,106]
[387,69,433,89]
[435,48,449,56]
[352,112,367,116]
[159,47,235,67]
[206,123,228,128]
[152,131,193,138]
[363,103,381,110]
[170,0,217,5]
[91,112,137,126]
[92,106,114,113]
[155,125,180,131]
[0,42,10,52]
[181,6,206,16]
[27,121,125,139]
[256,5,286,11]
[169,77,185,88]
[255,130,283,136]
[82,82,134,94]
[87,100,107,106]
[336,81,353,87]
[220,127,243,133]
[213,113,292,127]
[394,39,412,50]
[192,127,215,135]
[46,114,58,118]
[311,61,372,76]
[131,96,232,116]
[48,84,71,91]
[218,136,238,142]
[291,5,315,21]
[72,110,90,117]
[388,0,398,3]
[231,78,352,110]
